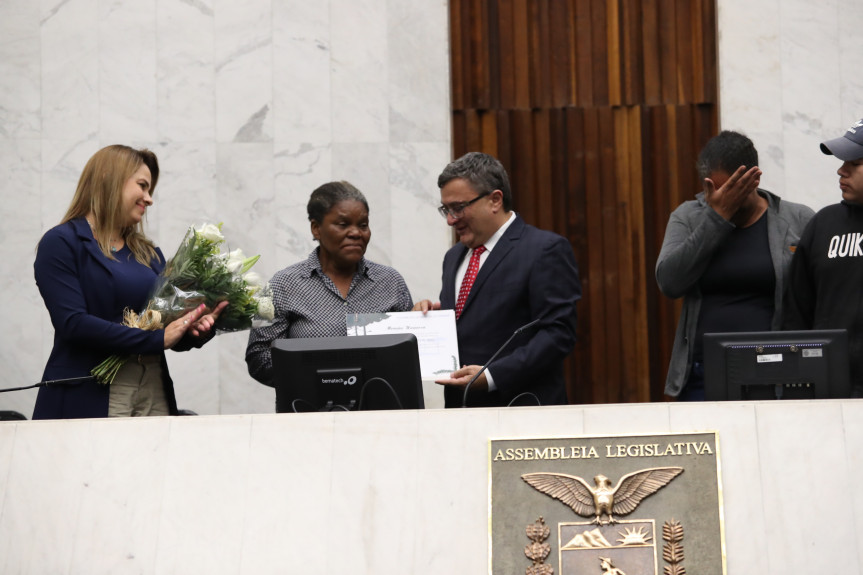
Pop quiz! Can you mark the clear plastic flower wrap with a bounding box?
[147,223,275,331]
[91,223,274,385]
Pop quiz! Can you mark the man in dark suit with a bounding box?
[414,152,581,407]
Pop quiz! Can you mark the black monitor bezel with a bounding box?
[703,329,850,401]
[271,333,424,413]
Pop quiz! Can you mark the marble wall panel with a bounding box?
[40,0,99,141]
[39,139,101,228]
[149,142,218,249]
[414,408,499,573]
[215,143,277,279]
[98,0,158,143]
[754,401,857,571]
[218,331,275,415]
[330,0,389,144]
[154,416,253,572]
[214,0,272,143]
[743,129,786,193]
[0,425,14,521]
[166,339,222,415]
[718,0,863,212]
[3,402,862,573]
[669,402,769,573]
[838,0,863,123]
[778,1,841,127]
[272,0,331,146]
[387,0,451,143]
[67,418,171,573]
[215,144,276,414]
[495,404,586,435]
[582,402,671,434]
[778,1,843,210]
[0,0,41,139]
[239,414,336,573]
[0,420,94,573]
[332,142,392,264]
[842,401,863,570]
[0,139,43,415]
[716,0,783,131]
[390,142,456,301]
[272,143,333,267]
[326,411,421,572]
[156,0,216,142]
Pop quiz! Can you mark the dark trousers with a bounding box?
[678,361,705,402]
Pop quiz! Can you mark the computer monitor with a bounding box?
[703,329,851,401]
[271,333,424,413]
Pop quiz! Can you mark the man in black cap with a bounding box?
[783,117,863,397]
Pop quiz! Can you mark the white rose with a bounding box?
[255,296,275,321]
[196,223,224,243]
[224,248,246,274]
[243,271,264,292]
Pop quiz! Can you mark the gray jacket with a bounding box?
[655,189,814,397]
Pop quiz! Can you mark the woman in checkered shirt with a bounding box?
[245,181,414,386]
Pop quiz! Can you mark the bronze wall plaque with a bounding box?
[490,432,724,575]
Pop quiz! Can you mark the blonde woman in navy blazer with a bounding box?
[33,145,224,419]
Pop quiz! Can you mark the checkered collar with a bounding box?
[303,248,372,280]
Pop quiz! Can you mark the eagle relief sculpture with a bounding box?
[521,467,684,525]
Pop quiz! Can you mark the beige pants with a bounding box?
[108,355,169,417]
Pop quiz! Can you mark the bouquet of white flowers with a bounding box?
[91,223,274,385]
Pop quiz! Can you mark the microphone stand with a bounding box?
[0,375,95,394]
[461,318,542,407]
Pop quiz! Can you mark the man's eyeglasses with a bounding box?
[437,192,490,219]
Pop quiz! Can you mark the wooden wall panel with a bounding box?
[641,0,661,105]
[658,0,678,104]
[449,0,718,404]
[573,0,594,106]
[533,110,555,232]
[582,107,609,402]
[699,1,717,102]
[451,0,466,110]
[512,0,531,108]
[642,106,675,400]
[674,0,694,103]
[549,0,572,107]
[497,0,516,108]
[606,0,622,105]
[590,0,610,106]
[620,0,644,105]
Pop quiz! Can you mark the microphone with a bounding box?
[0,375,95,394]
[461,317,543,407]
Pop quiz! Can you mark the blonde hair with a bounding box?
[60,145,160,266]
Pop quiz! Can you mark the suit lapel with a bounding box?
[73,218,116,276]
[459,216,524,317]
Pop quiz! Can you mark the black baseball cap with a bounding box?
[820,118,863,161]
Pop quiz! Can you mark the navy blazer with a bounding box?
[33,218,176,419]
[439,215,581,407]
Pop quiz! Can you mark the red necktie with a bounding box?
[455,245,486,319]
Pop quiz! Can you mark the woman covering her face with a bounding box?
[33,144,225,419]
[245,180,414,387]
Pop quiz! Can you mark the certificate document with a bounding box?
[346,310,460,380]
